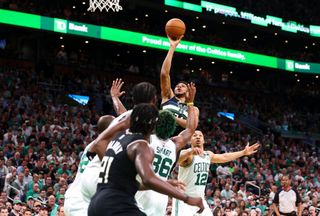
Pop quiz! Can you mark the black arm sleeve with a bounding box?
[273,190,280,204]
[293,188,302,205]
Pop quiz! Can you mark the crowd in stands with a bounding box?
[0,57,319,216]
[1,0,320,62]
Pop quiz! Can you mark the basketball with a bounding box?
[165,18,186,40]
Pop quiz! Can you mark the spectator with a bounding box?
[25,197,34,210]
[56,205,64,216]
[10,173,26,199]
[37,189,48,204]
[47,195,58,216]
[8,200,22,216]
[0,207,8,216]
[221,184,234,200]
[32,202,41,215]
[53,178,66,194]
[0,158,8,191]
[37,205,49,216]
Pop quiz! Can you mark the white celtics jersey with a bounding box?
[150,134,177,180]
[79,110,133,202]
[65,141,97,216]
[79,155,101,202]
[65,141,94,200]
[178,151,211,197]
[135,134,177,216]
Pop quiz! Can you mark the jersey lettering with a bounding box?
[107,140,123,154]
[193,162,210,173]
[155,146,172,157]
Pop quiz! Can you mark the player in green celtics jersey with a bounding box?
[172,130,260,216]
[160,36,199,134]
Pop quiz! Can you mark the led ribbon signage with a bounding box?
[0,9,319,74]
[164,0,320,37]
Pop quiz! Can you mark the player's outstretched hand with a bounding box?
[185,82,196,104]
[168,35,183,48]
[110,78,125,98]
[192,147,203,155]
[185,197,204,213]
[243,142,260,156]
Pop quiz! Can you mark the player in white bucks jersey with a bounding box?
[64,115,115,216]
[135,86,198,216]
[172,130,260,216]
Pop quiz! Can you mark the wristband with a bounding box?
[86,151,97,161]
[186,102,194,106]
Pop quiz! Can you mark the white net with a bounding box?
[87,0,122,12]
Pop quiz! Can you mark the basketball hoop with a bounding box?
[87,0,122,12]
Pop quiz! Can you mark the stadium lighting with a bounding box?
[189,57,193,61]
[192,28,195,31]
[254,35,258,39]
[202,25,206,28]
[243,38,247,41]
[60,36,63,40]
[274,32,278,36]
[316,76,319,78]
[145,14,149,17]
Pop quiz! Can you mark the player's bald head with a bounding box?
[97,115,115,133]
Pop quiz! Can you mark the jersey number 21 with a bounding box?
[98,156,114,184]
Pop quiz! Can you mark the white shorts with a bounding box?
[171,197,212,216]
[64,196,89,216]
[135,190,169,216]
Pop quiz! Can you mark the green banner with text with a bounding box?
[0,9,319,74]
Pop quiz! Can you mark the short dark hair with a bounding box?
[155,110,176,140]
[130,103,159,136]
[132,82,157,105]
[176,81,188,86]
[97,115,115,133]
